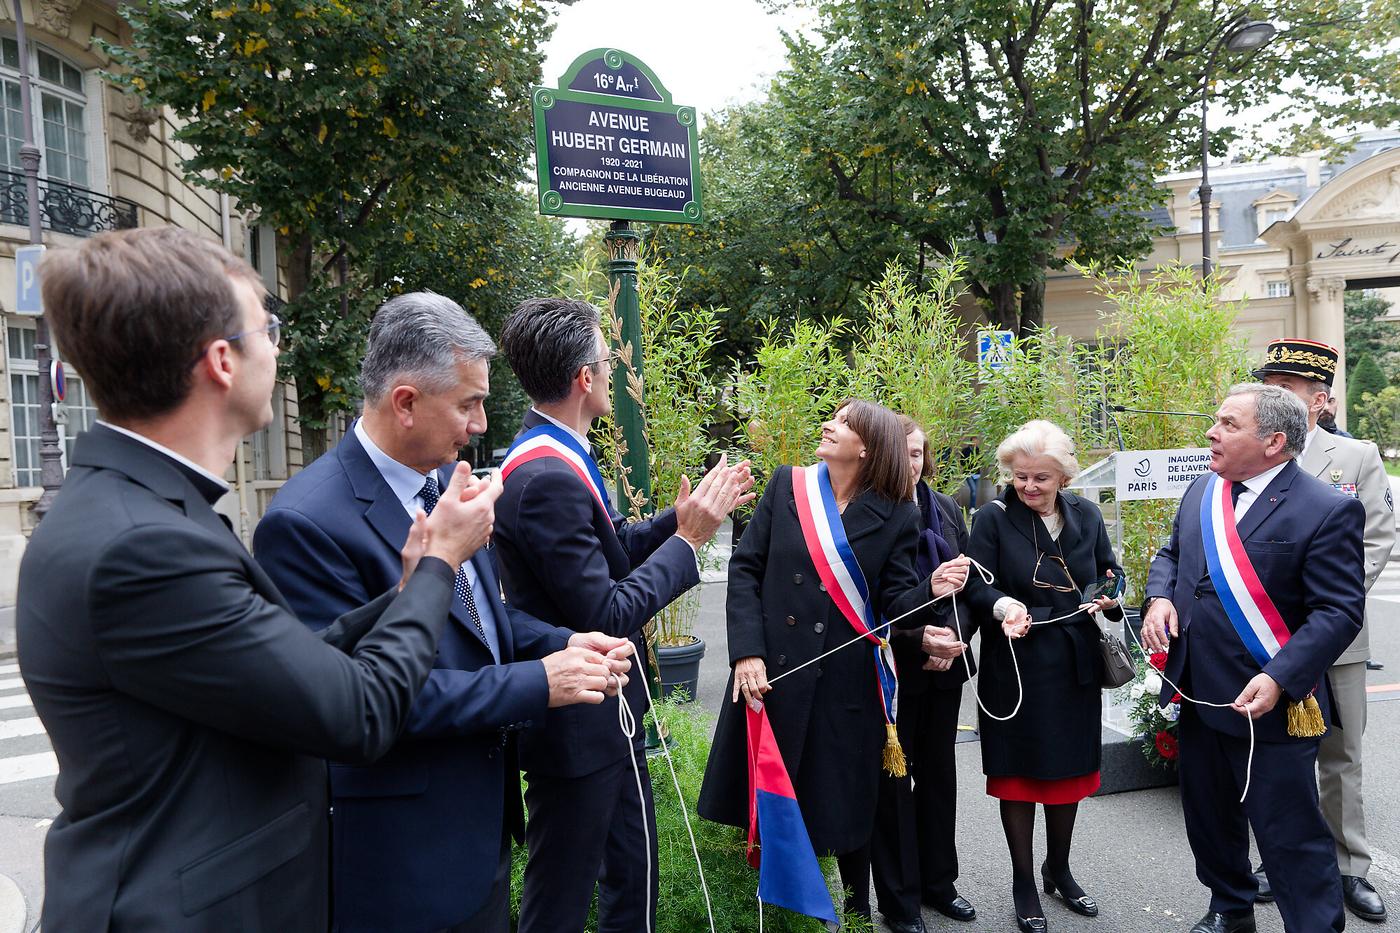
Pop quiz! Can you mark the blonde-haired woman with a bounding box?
[964,420,1123,932]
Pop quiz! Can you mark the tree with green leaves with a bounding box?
[1345,289,1400,381]
[105,0,552,450]
[368,184,577,457]
[1349,353,1390,410]
[670,0,1400,337]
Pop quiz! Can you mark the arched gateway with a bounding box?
[1262,145,1400,411]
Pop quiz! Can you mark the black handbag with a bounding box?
[1099,624,1135,688]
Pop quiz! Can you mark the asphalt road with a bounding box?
[3,555,1400,931]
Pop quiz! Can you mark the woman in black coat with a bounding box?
[964,420,1123,933]
[697,399,968,921]
[860,417,978,930]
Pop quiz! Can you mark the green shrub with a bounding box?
[846,260,979,495]
[1084,263,1251,589]
[1349,353,1390,412]
[1354,385,1400,455]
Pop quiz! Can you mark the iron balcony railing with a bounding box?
[0,168,138,237]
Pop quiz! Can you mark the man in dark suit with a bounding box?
[255,292,632,933]
[16,228,501,931]
[495,297,753,933]
[1143,383,1365,933]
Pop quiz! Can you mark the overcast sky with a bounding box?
[541,0,813,121]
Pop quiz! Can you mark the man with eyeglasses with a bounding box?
[16,227,500,931]
[494,297,754,933]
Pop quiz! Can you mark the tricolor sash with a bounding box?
[791,463,906,775]
[501,424,613,515]
[1199,472,1324,737]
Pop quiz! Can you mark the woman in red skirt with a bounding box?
[963,421,1124,932]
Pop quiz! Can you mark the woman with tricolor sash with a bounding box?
[697,399,970,923]
[963,420,1124,933]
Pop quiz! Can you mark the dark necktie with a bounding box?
[418,474,490,649]
[1229,480,1246,523]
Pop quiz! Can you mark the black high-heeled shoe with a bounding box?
[1042,865,1099,917]
[1016,914,1048,932]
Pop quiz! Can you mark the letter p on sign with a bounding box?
[15,244,45,315]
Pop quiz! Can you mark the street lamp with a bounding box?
[1199,17,1278,284]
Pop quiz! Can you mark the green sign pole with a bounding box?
[533,49,703,750]
[605,219,665,748]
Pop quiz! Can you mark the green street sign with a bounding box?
[532,49,703,224]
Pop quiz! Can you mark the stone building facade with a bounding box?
[1043,129,1400,421]
[0,0,301,604]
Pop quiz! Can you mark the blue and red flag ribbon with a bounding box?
[746,702,838,925]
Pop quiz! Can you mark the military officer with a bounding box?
[1253,338,1395,923]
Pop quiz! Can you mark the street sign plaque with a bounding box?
[532,49,702,224]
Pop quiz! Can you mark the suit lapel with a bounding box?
[342,433,493,653]
[472,549,513,660]
[1235,461,1296,542]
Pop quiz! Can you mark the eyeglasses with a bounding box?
[188,313,281,369]
[1031,520,1078,592]
[1031,551,1078,592]
[587,348,622,369]
[229,312,281,348]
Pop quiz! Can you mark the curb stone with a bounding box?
[0,874,26,933]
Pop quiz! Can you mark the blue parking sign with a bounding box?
[15,244,45,315]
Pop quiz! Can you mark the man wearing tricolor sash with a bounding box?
[494,297,754,933]
[1143,383,1365,933]
[1252,338,1394,922]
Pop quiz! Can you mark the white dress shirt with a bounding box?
[354,418,499,660]
[1231,460,1290,523]
[98,421,231,493]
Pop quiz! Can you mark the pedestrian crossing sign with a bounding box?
[977,329,1014,378]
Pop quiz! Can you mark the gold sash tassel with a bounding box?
[1286,695,1326,738]
[882,723,907,777]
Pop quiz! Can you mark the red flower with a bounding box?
[1155,731,1179,760]
[1171,693,1182,703]
[1148,652,1168,671]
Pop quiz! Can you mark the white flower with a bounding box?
[1130,683,1146,700]
[1162,702,1181,723]
[1144,671,1162,694]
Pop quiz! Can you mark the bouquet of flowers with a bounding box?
[1128,650,1180,769]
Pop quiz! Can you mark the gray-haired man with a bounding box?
[255,292,634,933]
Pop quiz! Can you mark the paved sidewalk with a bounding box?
[0,873,23,933]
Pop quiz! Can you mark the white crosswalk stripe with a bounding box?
[0,691,32,710]
[0,680,57,785]
[0,751,56,785]
[0,663,18,675]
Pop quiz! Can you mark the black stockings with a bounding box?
[1000,800,1041,917]
[1043,801,1087,899]
[1000,800,1085,917]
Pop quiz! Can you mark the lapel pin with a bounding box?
[1330,469,1343,482]
[1269,496,1278,503]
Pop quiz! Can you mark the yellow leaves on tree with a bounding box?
[202,89,217,111]
[381,116,398,138]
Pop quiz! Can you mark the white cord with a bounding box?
[758,555,1257,801]
[766,591,947,687]
[636,677,717,933]
[1120,617,1255,802]
[615,676,654,933]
